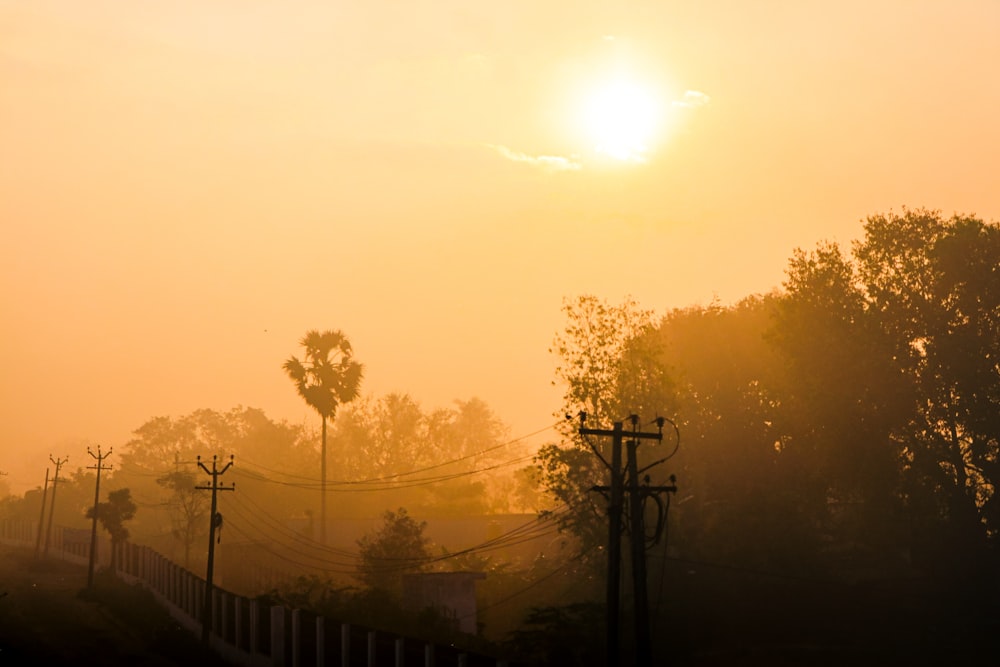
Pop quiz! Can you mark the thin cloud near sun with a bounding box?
[487,144,583,171]
[673,90,711,109]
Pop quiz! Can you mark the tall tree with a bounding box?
[157,470,208,569]
[648,297,825,570]
[86,488,137,570]
[853,209,1000,571]
[356,507,430,595]
[775,209,1000,574]
[329,393,518,516]
[284,330,363,543]
[541,295,675,550]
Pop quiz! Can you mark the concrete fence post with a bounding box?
[235,596,244,651]
[316,616,325,667]
[367,631,376,667]
[291,609,301,667]
[395,637,405,667]
[424,643,434,667]
[178,571,187,614]
[271,606,286,667]
[341,624,350,667]
[250,600,259,655]
[221,591,230,644]
[213,588,222,637]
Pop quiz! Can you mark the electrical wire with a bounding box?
[231,453,537,493]
[460,544,599,620]
[219,491,572,575]
[223,519,358,576]
[228,492,359,560]
[638,415,681,474]
[237,420,559,487]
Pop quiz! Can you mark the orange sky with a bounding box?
[2,1,999,492]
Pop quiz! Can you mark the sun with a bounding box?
[581,78,664,162]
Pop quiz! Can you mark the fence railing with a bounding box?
[1,518,512,667]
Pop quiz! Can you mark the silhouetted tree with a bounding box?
[780,209,1000,574]
[539,295,675,551]
[157,470,208,568]
[114,407,315,560]
[284,330,364,543]
[647,297,826,570]
[356,507,430,595]
[87,488,137,569]
[330,393,520,516]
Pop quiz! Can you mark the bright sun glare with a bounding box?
[582,79,663,162]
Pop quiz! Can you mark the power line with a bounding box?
[222,492,572,575]
[467,544,599,618]
[225,495,358,564]
[234,452,536,492]
[236,420,559,487]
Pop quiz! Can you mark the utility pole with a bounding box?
[624,416,677,667]
[196,455,234,645]
[580,417,625,667]
[87,445,113,587]
[585,414,677,667]
[34,468,49,559]
[43,455,67,557]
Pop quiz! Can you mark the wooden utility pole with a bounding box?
[43,455,67,557]
[196,455,234,645]
[87,445,113,587]
[34,468,49,559]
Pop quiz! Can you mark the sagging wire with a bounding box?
[638,415,680,475]
[572,411,612,470]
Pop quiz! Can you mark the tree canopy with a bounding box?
[542,209,1000,581]
[356,508,431,595]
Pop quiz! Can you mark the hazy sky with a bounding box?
[2,1,998,492]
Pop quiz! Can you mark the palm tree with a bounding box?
[284,329,363,543]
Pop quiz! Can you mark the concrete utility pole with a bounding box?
[584,414,677,667]
[87,445,113,587]
[196,455,234,645]
[43,455,68,557]
[34,468,49,559]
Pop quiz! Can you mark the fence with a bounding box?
[1,519,512,667]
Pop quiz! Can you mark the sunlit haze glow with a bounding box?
[2,0,999,493]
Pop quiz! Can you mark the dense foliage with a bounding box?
[543,209,999,583]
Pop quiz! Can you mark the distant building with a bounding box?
[402,571,486,634]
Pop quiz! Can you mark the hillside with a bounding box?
[0,545,227,666]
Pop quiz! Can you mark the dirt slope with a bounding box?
[0,545,227,666]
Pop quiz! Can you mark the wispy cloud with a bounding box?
[672,90,711,109]
[488,145,582,171]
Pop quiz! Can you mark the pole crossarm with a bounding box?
[580,427,663,441]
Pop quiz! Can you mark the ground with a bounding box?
[0,545,228,666]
